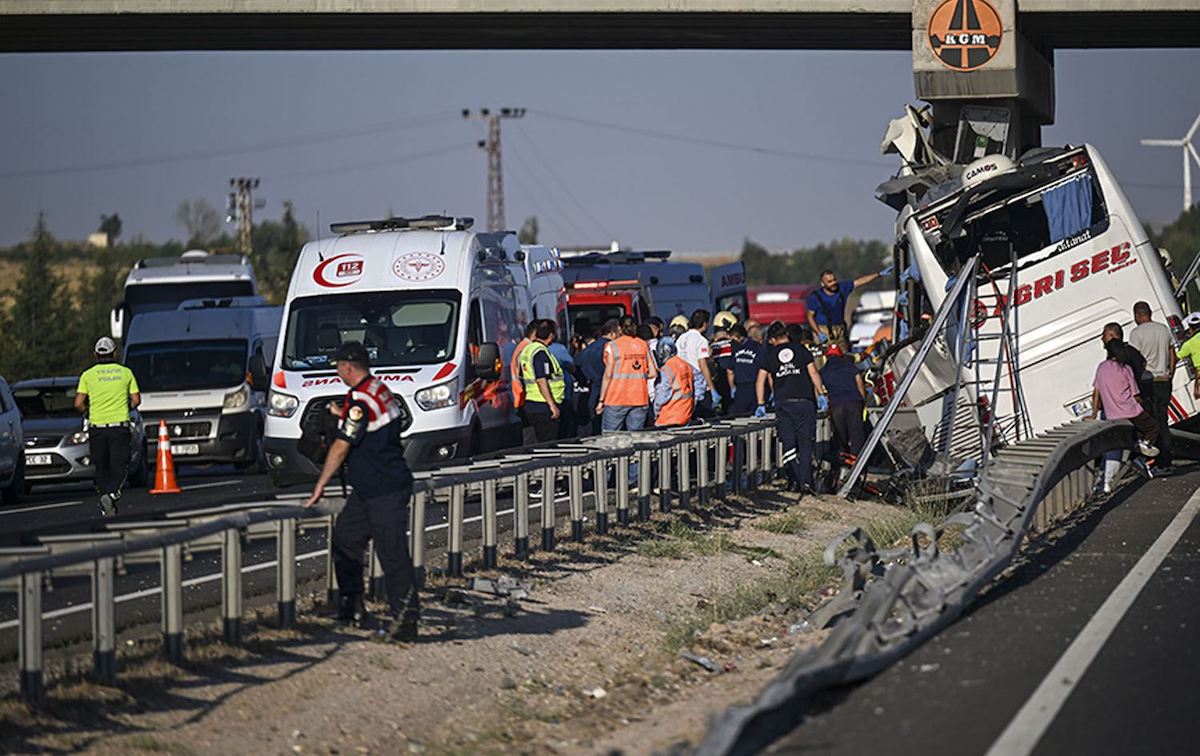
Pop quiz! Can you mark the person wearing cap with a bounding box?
[74,337,141,517]
[1176,311,1200,399]
[304,341,420,642]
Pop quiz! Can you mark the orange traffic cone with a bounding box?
[149,419,182,495]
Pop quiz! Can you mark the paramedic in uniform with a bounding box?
[304,342,419,642]
[755,321,827,494]
[727,324,764,416]
[75,336,140,517]
[519,320,567,442]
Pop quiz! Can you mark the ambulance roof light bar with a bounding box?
[330,215,473,235]
[567,279,640,290]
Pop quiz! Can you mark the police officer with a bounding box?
[75,337,140,517]
[304,342,419,642]
[519,319,566,442]
[755,321,827,494]
[727,324,765,416]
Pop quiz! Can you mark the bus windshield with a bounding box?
[126,281,256,314]
[127,339,249,392]
[282,290,460,370]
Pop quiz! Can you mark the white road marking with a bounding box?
[985,485,1200,756]
[176,480,243,491]
[0,500,84,516]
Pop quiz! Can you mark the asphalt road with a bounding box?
[769,465,1200,756]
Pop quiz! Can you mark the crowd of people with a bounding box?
[509,290,875,494]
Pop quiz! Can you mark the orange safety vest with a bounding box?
[510,338,530,409]
[656,355,695,427]
[603,335,651,407]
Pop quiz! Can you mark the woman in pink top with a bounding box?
[1089,339,1160,457]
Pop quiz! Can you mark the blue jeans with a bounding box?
[602,405,649,433]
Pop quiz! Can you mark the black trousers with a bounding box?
[1151,380,1173,464]
[524,404,561,443]
[776,398,816,488]
[730,384,758,416]
[89,426,131,496]
[332,487,419,617]
[829,401,866,459]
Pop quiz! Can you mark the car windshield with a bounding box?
[13,386,78,418]
[126,339,248,391]
[282,290,460,370]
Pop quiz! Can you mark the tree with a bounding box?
[250,201,308,303]
[739,237,890,287]
[174,199,222,247]
[99,213,123,245]
[0,212,79,381]
[518,216,539,245]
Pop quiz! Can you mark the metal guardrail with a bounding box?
[696,418,1139,756]
[0,414,816,704]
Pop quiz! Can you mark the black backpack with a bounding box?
[297,399,342,466]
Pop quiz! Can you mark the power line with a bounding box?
[269,144,471,181]
[0,112,451,180]
[510,122,616,241]
[533,109,888,169]
[504,140,592,241]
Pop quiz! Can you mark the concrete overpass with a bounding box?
[1,1,1198,51]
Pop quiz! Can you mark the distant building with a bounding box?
[87,232,109,249]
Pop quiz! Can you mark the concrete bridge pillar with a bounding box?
[912,0,1055,160]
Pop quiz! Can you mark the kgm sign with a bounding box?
[313,253,365,288]
[928,0,1003,72]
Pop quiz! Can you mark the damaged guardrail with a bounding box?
[695,418,1139,756]
[0,414,824,704]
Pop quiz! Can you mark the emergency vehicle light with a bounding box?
[330,215,473,235]
[569,279,640,289]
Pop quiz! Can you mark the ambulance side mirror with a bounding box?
[475,342,501,381]
[248,354,270,391]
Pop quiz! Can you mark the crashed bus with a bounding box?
[875,112,1197,465]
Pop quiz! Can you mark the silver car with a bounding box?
[0,376,23,505]
[12,377,148,492]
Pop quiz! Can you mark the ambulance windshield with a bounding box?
[282,290,460,370]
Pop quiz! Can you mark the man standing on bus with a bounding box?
[806,268,887,348]
[1128,301,1176,471]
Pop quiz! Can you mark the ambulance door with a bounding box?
[711,261,748,322]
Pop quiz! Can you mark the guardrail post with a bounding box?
[772,426,783,482]
[514,472,531,559]
[697,437,711,507]
[19,570,43,705]
[592,459,609,535]
[324,514,338,606]
[482,478,499,568]
[411,491,427,588]
[276,520,296,628]
[746,430,759,490]
[161,543,184,662]
[677,440,692,509]
[616,454,631,526]
[715,434,729,500]
[658,445,673,512]
[637,448,653,521]
[221,528,243,645]
[569,465,585,542]
[448,484,465,576]
[92,557,116,685]
[541,466,557,551]
[733,433,746,495]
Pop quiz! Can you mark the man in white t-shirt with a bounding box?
[1128,300,1176,469]
[675,309,716,418]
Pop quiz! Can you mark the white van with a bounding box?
[263,215,561,484]
[882,144,1198,448]
[111,251,258,339]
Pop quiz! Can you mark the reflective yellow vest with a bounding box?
[518,341,566,404]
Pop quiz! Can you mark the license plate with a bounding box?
[26,454,54,466]
[173,443,200,456]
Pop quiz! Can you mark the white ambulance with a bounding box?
[263,215,565,484]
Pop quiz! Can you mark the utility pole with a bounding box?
[462,108,525,231]
[226,177,263,255]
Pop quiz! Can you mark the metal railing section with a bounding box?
[696,418,1137,756]
[0,415,813,704]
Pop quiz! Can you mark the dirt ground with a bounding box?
[0,486,909,756]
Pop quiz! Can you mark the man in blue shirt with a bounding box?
[576,318,619,436]
[806,268,886,349]
[727,324,765,415]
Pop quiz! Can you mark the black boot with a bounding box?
[335,594,367,627]
[375,610,419,643]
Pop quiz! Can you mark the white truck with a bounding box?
[263,215,567,484]
[111,250,258,339]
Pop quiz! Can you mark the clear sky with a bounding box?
[0,47,1196,252]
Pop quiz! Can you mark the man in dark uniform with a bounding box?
[727,324,764,416]
[755,321,827,494]
[305,342,419,641]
